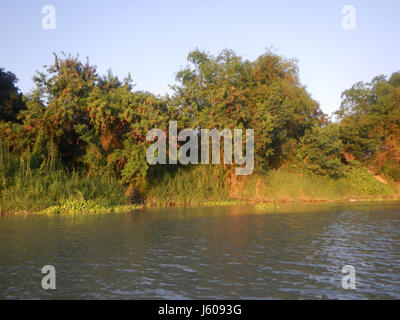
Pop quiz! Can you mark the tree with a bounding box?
[297,124,344,178]
[172,49,326,171]
[336,72,400,177]
[0,67,25,122]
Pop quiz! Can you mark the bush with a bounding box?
[382,162,400,182]
[297,124,345,178]
[339,166,395,196]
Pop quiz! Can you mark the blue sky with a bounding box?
[0,0,399,115]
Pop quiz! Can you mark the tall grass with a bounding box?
[145,165,229,206]
[0,140,17,191]
[0,140,127,214]
[1,137,398,214]
[145,165,398,206]
[0,168,128,214]
[265,167,396,201]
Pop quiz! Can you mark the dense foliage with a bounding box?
[0,50,399,212]
[336,72,400,180]
[173,49,326,170]
[0,67,26,122]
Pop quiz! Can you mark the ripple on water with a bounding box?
[1,202,400,299]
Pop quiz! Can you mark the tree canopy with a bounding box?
[0,67,26,123]
[336,72,400,179]
[1,50,399,204]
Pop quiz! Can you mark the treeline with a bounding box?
[0,50,399,212]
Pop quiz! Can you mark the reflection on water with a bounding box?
[0,201,400,299]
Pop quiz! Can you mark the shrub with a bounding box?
[297,124,345,178]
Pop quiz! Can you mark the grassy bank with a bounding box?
[0,167,130,214]
[146,165,399,206]
[1,164,398,215]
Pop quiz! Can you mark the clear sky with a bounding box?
[1,0,399,116]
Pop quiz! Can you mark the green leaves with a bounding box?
[337,72,400,172]
[8,50,399,201]
[298,124,344,178]
[0,67,26,123]
[173,49,325,171]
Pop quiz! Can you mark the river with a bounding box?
[1,201,400,299]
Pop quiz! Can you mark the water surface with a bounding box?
[1,201,400,299]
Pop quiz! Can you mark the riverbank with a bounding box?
[144,165,399,206]
[1,166,399,215]
[3,197,400,216]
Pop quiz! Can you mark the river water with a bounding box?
[1,201,400,299]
